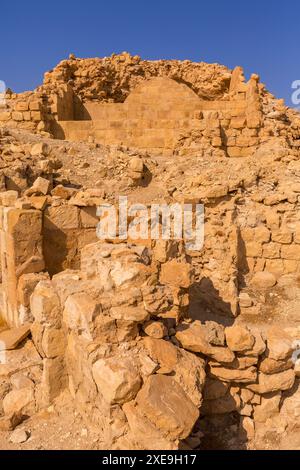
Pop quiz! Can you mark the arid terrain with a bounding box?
[0,53,299,450]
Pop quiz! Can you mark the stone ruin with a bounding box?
[0,53,300,449]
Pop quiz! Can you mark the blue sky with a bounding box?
[0,1,298,106]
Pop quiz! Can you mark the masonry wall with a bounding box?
[54,74,261,155]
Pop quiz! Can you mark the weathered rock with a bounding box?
[110,305,149,322]
[160,260,193,288]
[9,428,30,444]
[239,292,253,308]
[248,369,295,394]
[38,356,66,407]
[243,332,266,357]
[26,177,50,196]
[142,337,178,373]
[135,375,199,440]
[123,400,176,450]
[173,348,206,407]
[142,320,167,339]
[41,327,66,358]
[266,327,294,361]
[30,281,61,327]
[250,271,277,289]
[0,325,31,351]
[253,394,281,422]
[3,387,35,417]
[176,322,235,363]
[219,355,258,369]
[259,357,293,374]
[203,321,225,346]
[63,292,100,339]
[209,364,257,384]
[225,325,255,352]
[30,142,50,157]
[92,357,141,404]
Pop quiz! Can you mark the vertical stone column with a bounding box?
[246,74,263,129]
[0,205,44,327]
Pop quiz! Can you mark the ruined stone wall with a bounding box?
[52,70,263,155]
[1,55,299,157]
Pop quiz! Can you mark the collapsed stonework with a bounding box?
[0,53,300,450]
[3,54,299,156]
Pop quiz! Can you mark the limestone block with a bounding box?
[245,241,263,257]
[266,327,294,361]
[23,111,31,121]
[152,239,179,263]
[110,305,149,323]
[142,337,178,373]
[31,111,42,121]
[80,206,99,228]
[26,177,50,196]
[135,375,199,440]
[160,259,193,288]
[15,102,29,112]
[142,320,167,339]
[209,365,257,384]
[250,271,277,288]
[12,112,23,121]
[3,387,35,417]
[30,280,61,327]
[259,357,293,374]
[44,205,79,230]
[39,357,66,406]
[253,394,281,423]
[230,117,246,129]
[173,348,206,407]
[30,142,50,157]
[0,111,11,121]
[29,100,41,111]
[255,226,271,243]
[225,325,255,352]
[262,242,281,259]
[0,325,30,351]
[63,292,101,339]
[123,400,176,450]
[283,259,299,273]
[272,229,293,244]
[248,369,295,394]
[281,244,300,260]
[242,332,266,356]
[239,417,255,441]
[0,190,18,206]
[41,327,66,358]
[92,357,141,404]
[265,259,284,276]
[176,322,235,363]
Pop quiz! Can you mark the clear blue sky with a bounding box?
[0,0,298,106]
